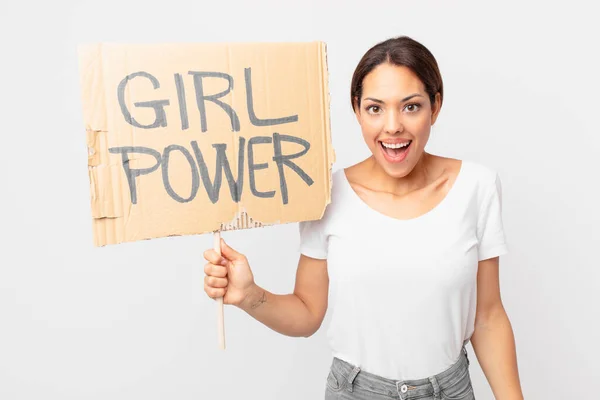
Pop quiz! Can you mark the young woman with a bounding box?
[203,36,524,400]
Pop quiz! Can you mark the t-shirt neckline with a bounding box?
[340,160,467,224]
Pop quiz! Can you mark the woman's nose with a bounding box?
[384,110,404,134]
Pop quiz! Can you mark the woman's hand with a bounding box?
[203,239,256,307]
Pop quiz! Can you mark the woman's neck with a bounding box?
[362,151,437,197]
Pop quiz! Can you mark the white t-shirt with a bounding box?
[298,159,509,380]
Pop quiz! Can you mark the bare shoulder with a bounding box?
[342,160,370,186]
[433,155,463,175]
[425,155,462,194]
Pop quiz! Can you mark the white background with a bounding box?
[1,0,599,399]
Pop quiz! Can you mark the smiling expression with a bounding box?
[354,62,441,178]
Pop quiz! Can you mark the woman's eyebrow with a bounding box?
[364,93,424,103]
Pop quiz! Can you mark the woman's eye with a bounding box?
[405,103,421,112]
[367,105,381,114]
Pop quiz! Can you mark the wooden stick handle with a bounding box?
[214,231,226,350]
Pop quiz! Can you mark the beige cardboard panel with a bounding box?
[79,42,333,246]
[79,45,108,133]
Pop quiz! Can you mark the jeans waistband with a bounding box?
[330,346,471,399]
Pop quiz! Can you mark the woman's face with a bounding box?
[354,62,441,178]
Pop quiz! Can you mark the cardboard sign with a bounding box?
[78,43,334,246]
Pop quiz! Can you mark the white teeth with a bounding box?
[381,141,410,149]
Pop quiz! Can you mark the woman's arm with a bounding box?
[239,254,329,338]
[204,240,329,338]
[470,256,524,400]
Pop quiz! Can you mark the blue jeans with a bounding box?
[325,346,475,400]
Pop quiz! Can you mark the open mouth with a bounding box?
[379,140,412,159]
